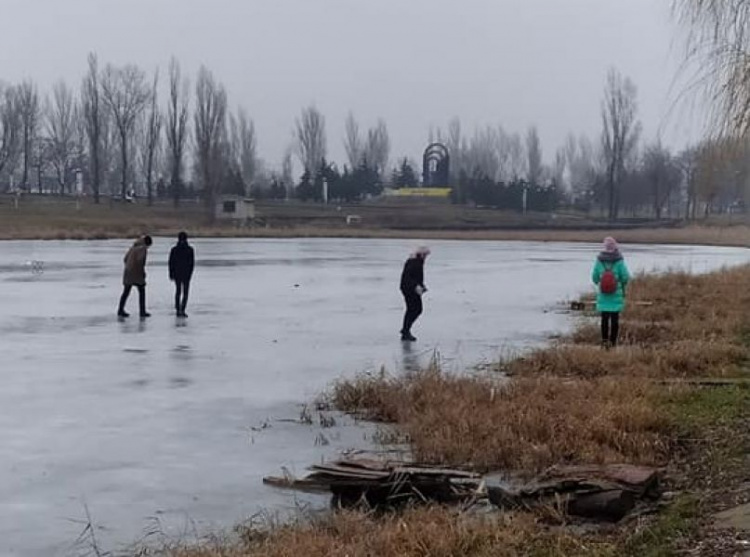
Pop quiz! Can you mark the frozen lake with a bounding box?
[1,238,748,556]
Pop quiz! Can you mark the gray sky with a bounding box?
[1,0,696,171]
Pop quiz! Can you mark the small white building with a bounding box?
[215,195,256,224]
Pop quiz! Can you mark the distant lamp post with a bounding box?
[74,168,84,210]
[521,180,529,215]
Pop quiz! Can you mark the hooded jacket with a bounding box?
[592,250,630,313]
[123,238,149,286]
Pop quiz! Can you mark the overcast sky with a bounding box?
[0,0,698,171]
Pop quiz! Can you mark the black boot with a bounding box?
[401,331,417,342]
[138,285,149,318]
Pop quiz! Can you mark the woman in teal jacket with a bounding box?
[592,237,630,347]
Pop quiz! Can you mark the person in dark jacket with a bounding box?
[169,231,195,318]
[118,235,153,318]
[399,246,430,342]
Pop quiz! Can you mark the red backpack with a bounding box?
[600,263,618,294]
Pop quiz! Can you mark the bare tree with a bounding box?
[364,119,390,175]
[138,71,162,205]
[565,134,598,198]
[166,57,190,207]
[343,112,362,170]
[601,68,641,220]
[552,146,567,188]
[194,66,228,215]
[100,109,116,196]
[0,83,21,180]
[673,0,750,135]
[281,146,294,197]
[72,102,87,193]
[526,125,543,184]
[694,139,729,216]
[677,146,699,219]
[508,132,527,181]
[445,118,464,181]
[295,105,326,173]
[229,106,257,188]
[82,53,103,203]
[17,81,40,190]
[464,126,501,180]
[101,63,150,199]
[643,142,682,219]
[46,81,76,194]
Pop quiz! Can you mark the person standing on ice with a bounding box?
[399,246,430,342]
[117,235,153,319]
[592,236,630,348]
[169,231,195,318]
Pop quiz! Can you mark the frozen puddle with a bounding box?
[0,238,747,556]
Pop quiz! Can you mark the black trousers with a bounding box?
[401,291,423,334]
[174,279,190,314]
[601,312,620,345]
[119,284,146,315]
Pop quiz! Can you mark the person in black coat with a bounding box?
[168,231,195,318]
[399,246,430,341]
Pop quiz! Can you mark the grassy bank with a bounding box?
[146,266,750,556]
[3,195,750,246]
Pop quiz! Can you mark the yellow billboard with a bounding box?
[388,187,452,198]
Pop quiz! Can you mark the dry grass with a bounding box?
[161,506,617,557]
[509,341,745,379]
[514,266,750,379]
[331,369,670,473]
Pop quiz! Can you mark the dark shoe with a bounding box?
[118,310,130,318]
[601,340,612,350]
[140,312,152,319]
[401,332,417,342]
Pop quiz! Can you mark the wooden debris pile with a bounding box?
[487,464,661,523]
[264,458,482,509]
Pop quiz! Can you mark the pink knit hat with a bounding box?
[603,237,619,253]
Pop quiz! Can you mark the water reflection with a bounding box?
[400,341,420,371]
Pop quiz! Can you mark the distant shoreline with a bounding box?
[2,196,749,247]
[1,225,750,249]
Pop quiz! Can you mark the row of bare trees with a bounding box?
[1,54,392,210]
[0,54,256,216]
[2,48,745,219]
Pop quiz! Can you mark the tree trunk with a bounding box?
[120,131,128,199]
[92,140,100,204]
[607,165,616,221]
[146,152,154,206]
[172,160,181,208]
[22,139,30,189]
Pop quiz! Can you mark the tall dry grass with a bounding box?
[514,266,750,379]
[163,506,617,557]
[331,369,671,473]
